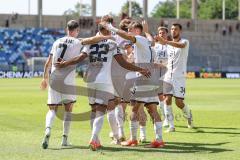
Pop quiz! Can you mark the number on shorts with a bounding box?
[180,87,185,95]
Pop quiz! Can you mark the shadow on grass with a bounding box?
[175,125,240,135]
[48,145,89,150]
[48,142,233,154]
[176,125,240,130]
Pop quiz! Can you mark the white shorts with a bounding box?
[132,96,159,105]
[87,83,115,106]
[163,77,186,99]
[47,87,76,105]
[130,84,159,105]
[47,69,76,105]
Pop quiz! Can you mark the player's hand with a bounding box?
[139,68,151,78]
[155,35,167,45]
[142,20,149,33]
[100,22,118,33]
[55,58,67,68]
[40,78,48,90]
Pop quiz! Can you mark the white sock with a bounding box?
[90,111,96,129]
[154,122,163,141]
[63,112,72,136]
[90,111,104,142]
[130,121,139,140]
[45,110,56,135]
[182,105,191,118]
[115,104,125,138]
[164,104,174,128]
[107,109,119,139]
[159,100,165,116]
[139,125,146,140]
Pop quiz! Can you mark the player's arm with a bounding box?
[40,54,52,90]
[166,41,186,48]
[54,53,88,68]
[142,20,155,46]
[156,36,186,48]
[80,35,112,45]
[114,54,151,78]
[101,22,136,43]
[116,29,136,43]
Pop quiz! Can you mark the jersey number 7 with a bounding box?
[58,43,68,60]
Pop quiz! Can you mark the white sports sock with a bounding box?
[139,125,146,140]
[154,122,163,141]
[164,104,174,128]
[90,111,96,129]
[182,105,191,118]
[90,111,104,142]
[63,112,72,136]
[115,104,125,138]
[107,109,119,139]
[130,121,139,140]
[159,100,165,116]
[45,110,56,135]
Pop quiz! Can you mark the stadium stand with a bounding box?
[0,27,65,71]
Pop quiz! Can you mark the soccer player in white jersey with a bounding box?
[40,20,112,149]
[113,19,149,143]
[102,21,165,148]
[55,24,151,151]
[157,23,193,132]
[153,26,169,127]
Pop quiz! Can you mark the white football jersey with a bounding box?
[82,39,120,84]
[50,36,82,72]
[114,34,132,54]
[50,36,82,83]
[153,43,168,66]
[133,35,155,63]
[166,38,189,78]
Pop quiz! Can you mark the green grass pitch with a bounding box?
[0,78,240,160]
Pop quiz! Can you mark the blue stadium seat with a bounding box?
[0,28,65,66]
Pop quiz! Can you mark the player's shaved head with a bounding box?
[119,19,131,32]
[101,15,114,24]
[67,20,79,31]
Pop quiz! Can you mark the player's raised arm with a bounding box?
[101,22,136,43]
[114,54,151,78]
[40,54,52,90]
[55,53,88,68]
[142,20,155,46]
[80,35,112,45]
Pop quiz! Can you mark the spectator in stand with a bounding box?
[222,26,227,36]
[228,25,232,35]
[187,21,191,29]
[236,23,240,31]
[5,19,9,28]
[215,23,219,32]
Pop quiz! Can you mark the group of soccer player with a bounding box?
[40,15,193,151]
